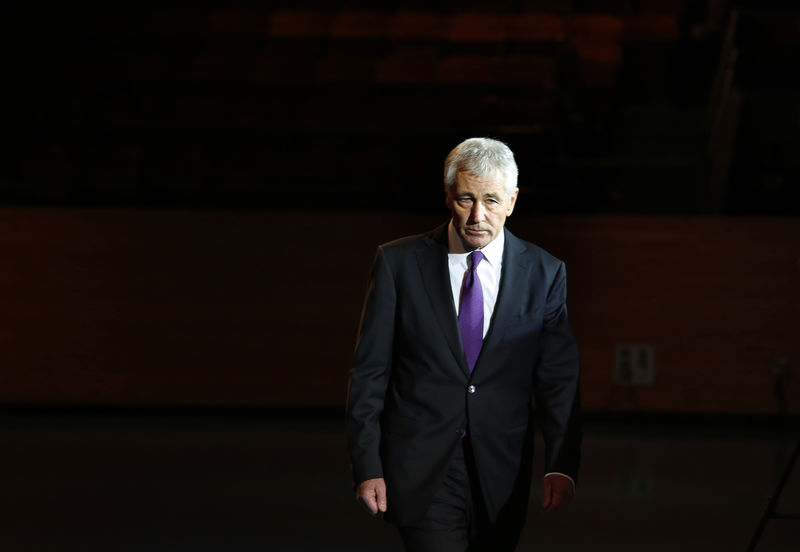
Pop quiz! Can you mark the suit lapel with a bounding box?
[415,224,470,377]
[479,228,531,360]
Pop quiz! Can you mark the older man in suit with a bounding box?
[346,137,581,551]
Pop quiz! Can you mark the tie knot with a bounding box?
[469,250,484,271]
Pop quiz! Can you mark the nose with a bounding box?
[470,201,486,223]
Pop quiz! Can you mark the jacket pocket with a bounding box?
[506,305,544,327]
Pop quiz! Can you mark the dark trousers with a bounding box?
[397,437,519,552]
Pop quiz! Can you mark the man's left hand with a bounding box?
[542,474,574,512]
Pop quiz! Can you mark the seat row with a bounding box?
[145,9,679,44]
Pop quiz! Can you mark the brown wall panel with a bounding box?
[1,208,798,413]
[514,216,800,414]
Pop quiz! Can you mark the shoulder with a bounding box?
[379,233,427,254]
[504,227,563,269]
[376,223,447,260]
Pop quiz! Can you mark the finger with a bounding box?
[376,481,387,513]
[355,483,379,515]
[547,491,564,512]
[547,487,574,512]
[359,490,379,515]
[542,478,553,511]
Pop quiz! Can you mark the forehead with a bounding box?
[453,170,507,196]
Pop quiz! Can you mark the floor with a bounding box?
[1,411,797,551]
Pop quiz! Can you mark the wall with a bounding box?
[1,208,798,413]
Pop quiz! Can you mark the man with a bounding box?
[346,137,581,551]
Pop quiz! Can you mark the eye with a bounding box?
[457,197,473,205]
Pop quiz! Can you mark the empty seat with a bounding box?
[520,0,575,14]
[329,10,390,39]
[637,0,685,14]
[748,14,800,45]
[505,12,566,43]
[569,13,624,43]
[446,12,505,43]
[624,14,679,42]
[268,10,331,38]
[568,14,624,86]
[493,54,558,88]
[568,14,623,61]
[388,11,445,40]
[316,51,379,84]
[436,54,494,84]
[374,49,439,84]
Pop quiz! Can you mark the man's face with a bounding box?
[446,170,518,251]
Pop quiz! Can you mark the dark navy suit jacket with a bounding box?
[346,223,581,527]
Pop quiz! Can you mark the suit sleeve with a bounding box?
[346,246,396,485]
[533,261,582,483]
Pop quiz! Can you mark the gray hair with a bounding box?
[443,137,519,196]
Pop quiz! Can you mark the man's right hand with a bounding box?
[355,477,387,515]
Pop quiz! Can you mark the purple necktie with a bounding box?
[459,250,484,372]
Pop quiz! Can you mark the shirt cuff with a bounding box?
[544,472,575,492]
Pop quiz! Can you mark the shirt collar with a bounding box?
[447,220,505,267]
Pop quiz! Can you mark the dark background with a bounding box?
[1,0,797,413]
[2,0,798,215]
[1,2,799,551]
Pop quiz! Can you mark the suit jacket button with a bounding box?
[468,385,476,394]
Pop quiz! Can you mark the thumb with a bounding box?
[376,480,388,513]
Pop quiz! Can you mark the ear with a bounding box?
[445,190,454,210]
[506,188,519,216]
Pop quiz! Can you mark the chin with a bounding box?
[465,236,490,249]
[457,228,493,250]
